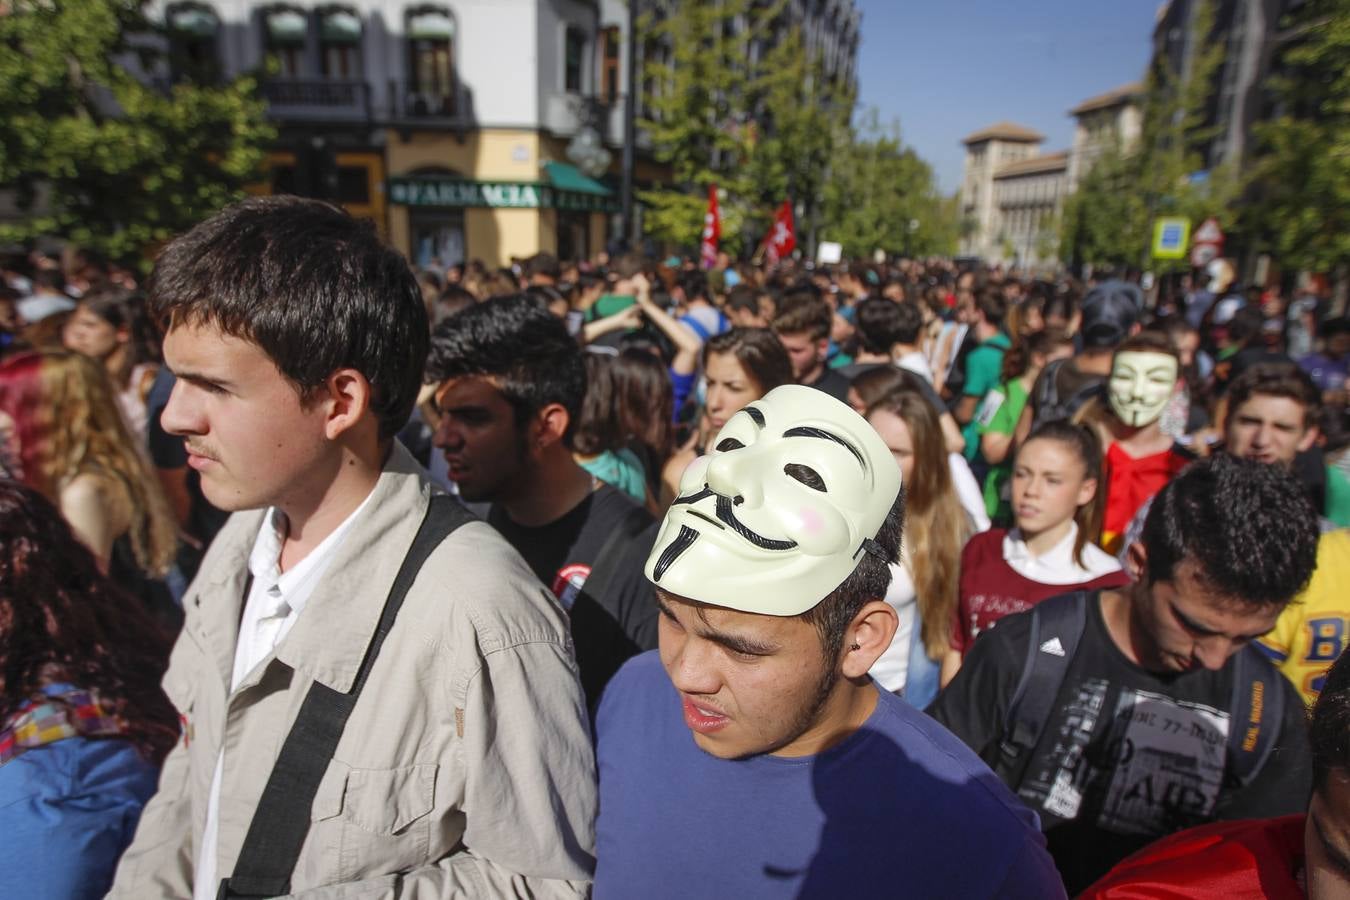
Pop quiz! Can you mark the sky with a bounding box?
[854,0,1165,194]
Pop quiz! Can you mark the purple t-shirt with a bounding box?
[593,651,1066,899]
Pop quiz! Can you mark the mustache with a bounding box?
[671,485,797,551]
[183,440,219,461]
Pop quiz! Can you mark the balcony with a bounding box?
[386,81,469,129]
[261,78,370,123]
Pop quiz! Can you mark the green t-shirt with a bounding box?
[978,378,1030,521]
[1326,465,1350,527]
[587,294,636,322]
[961,332,1012,461]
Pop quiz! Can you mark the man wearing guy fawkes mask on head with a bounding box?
[1078,332,1195,554]
[591,385,1065,899]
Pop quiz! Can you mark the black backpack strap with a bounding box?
[218,494,475,899]
[1227,647,1287,788]
[995,592,1089,785]
[1032,358,1066,426]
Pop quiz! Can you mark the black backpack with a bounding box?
[1030,358,1103,430]
[993,592,1286,792]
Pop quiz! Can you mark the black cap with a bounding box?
[1080,281,1141,349]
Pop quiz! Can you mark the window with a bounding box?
[263,6,308,77]
[165,2,220,82]
[600,25,620,105]
[565,26,586,93]
[406,7,455,115]
[318,7,362,78]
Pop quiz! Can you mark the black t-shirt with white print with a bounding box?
[927,591,1310,894]
[489,484,658,709]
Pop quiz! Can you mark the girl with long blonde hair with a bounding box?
[865,387,973,708]
[0,351,177,591]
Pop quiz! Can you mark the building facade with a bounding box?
[1151,0,1301,171]
[958,83,1143,268]
[148,0,662,267]
[143,0,859,267]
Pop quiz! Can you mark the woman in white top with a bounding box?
[941,420,1130,686]
[863,388,973,707]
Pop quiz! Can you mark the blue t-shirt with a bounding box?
[594,651,1066,899]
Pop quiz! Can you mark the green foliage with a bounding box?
[819,109,958,258]
[1244,0,1350,273]
[1059,0,1240,272]
[636,0,854,254]
[0,0,274,267]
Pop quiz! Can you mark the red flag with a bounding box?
[700,184,720,269]
[765,200,795,264]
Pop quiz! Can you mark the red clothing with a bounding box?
[1079,814,1305,899]
[951,529,1131,655]
[1101,442,1193,552]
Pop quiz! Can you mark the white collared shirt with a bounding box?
[1002,522,1123,586]
[193,491,376,900]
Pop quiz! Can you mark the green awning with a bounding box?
[544,161,611,197]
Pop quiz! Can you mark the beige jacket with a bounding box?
[108,444,596,898]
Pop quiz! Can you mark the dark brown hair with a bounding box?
[0,481,178,763]
[703,327,793,396]
[1228,361,1321,430]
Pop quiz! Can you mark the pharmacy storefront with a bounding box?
[388,163,617,268]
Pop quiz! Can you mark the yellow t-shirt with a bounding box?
[1259,529,1350,705]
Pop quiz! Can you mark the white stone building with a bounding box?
[958,82,1143,268]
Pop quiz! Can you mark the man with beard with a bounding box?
[427,293,658,708]
[592,385,1064,899]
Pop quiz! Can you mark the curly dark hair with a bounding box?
[1141,454,1319,606]
[425,292,587,448]
[1311,635,1350,791]
[0,480,178,763]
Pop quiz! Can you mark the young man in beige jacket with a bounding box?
[108,197,596,899]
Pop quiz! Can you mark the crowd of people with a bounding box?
[0,195,1347,898]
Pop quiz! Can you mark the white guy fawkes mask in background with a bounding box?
[1108,351,1179,428]
[646,384,902,616]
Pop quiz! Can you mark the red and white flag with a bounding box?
[764,200,795,264]
[700,184,720,269]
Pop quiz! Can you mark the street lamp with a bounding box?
[567,97,615,178]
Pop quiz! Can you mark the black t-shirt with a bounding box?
[806,366,852,404]
[489,484,658,708]
[928,592,1310,894]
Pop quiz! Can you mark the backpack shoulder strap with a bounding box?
[996,592,1089,785]
[1227,646,1287,788]
[219,494,475,900]
[1034,358,1067,419]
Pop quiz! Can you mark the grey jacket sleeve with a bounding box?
[284,638,595,899]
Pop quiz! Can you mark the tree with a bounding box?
[636,0,856,256]
[0,0,274,266]
[1243,0,1350,276]
[636,0,759,253]
[1059,0,1241,272]
[819,109,958,258]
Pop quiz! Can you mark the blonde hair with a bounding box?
[866,389,971,660]
[6,351,177,575]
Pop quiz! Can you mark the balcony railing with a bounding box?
[261,78,371,122]
[387,82,464,125]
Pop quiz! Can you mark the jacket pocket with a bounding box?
[301,762,438,888]
[342,764,437,834]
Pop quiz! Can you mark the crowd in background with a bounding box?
[1,219,1348,897]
